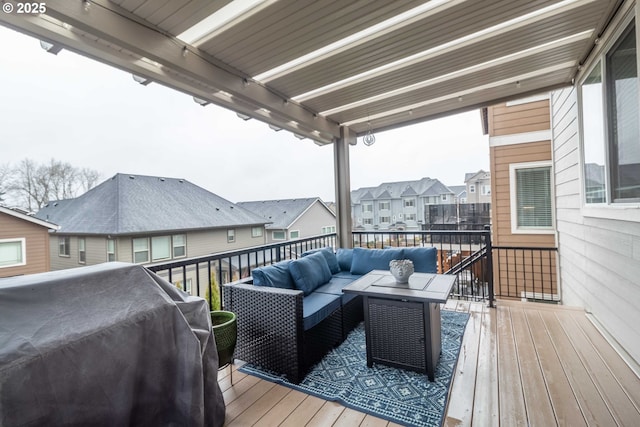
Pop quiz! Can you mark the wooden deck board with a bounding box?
[511,308,556,426]
[443,310,482,426]
[540,309,617,426]
[496,305,527,426]
[471,304,499,425]
[220,300,640,426]
[557,311,640,425]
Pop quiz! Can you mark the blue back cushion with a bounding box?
[336,248,353,272]
[289,251,332,295]
[403,247,438,273]
[252,261,295,289]
[302,247,340,274]
[350,247,405,275]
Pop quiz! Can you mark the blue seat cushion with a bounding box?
[403,247,438,273]
[302,292,341,330]
[315,276,353,295]
[289,251,332,296]
[315,276,358,304]
[350,247,405,275]
[252,261,294,289]
[331,271,363,281]
[302,247,340,274]
[336,248,353,272]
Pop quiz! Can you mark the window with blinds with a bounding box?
[0,239,25,268]
[510,162,554,233]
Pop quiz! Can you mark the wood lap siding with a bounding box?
[0,215,50,277]
[488,98,557,300]
[489,100,551,136]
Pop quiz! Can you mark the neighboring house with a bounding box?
[464,170,492,203]
[448,185,467,204]
[0,206,59,278]
[351,178,454,231]
[549,5,640,367]
[483,94,557,300]
[236,197,336,243]
[35,173,269,292]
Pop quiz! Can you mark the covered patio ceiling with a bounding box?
[0,0,622,146]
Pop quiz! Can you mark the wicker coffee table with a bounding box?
[343,270,456,381]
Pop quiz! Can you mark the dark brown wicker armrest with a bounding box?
[222,281,304,381]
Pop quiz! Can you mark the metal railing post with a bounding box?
[484,225,495,308]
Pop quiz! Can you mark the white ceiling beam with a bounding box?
[5,0,340,142]
[0,9,336,145]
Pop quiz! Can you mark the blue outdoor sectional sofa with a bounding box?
[223,246,437,383]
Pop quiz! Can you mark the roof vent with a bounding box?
[179,179,184,183]
[159,178,165,182]
[129,175,135,179]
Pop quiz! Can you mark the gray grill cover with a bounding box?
[0,262,225,426]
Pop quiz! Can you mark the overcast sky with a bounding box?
[0,26,489,203]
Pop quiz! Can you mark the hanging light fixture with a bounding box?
[363,121,375,146]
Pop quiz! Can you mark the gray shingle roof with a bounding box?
[35,173,268,235]
[236,198,332,229]
[464,170,490,182]
[351,177,453,203]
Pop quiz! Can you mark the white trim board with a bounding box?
[506,93,550,106]
[489,129,551,147]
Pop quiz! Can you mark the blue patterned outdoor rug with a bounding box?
[239,310,469,427]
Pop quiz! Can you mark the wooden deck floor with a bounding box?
[219,300,640,426]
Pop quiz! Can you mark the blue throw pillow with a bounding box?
[403,247,438,273]
[252,261,295,289]
[289,251,332,296]
[302,247,340,274]
[350,247,405,275]
[336,248,353,272]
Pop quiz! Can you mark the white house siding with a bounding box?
[288,202,336,239]
[552,86,640,365]
[186,226,263,257]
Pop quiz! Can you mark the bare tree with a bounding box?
[78,167,101,193]
[7,158,101,211]
[0,163,10,206]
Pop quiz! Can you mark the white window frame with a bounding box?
[78,237,86,264]
[227,229,235,243]
[363,218,373,225]
[0,238,26,269]
[379,201,390,210]
[362,203,373,213]
[403,198,415,207]
[380,216,391,223]
[469,184,476,193]
[272,230,286,240]
[289,230,300,239]
[482,185,491,196]
[509,161,555,234]
[107,239,116,262]
[321,225,336,234]
[58,236,70,257]
[441,194,448,201]
[251,226,263,238]
[151,236,171,262]
[133,237,150,264]
[577,13,640,222]
[172,234,186,258]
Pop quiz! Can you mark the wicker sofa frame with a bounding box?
[223,278,363,384]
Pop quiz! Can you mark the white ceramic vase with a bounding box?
[389,259,414,284]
